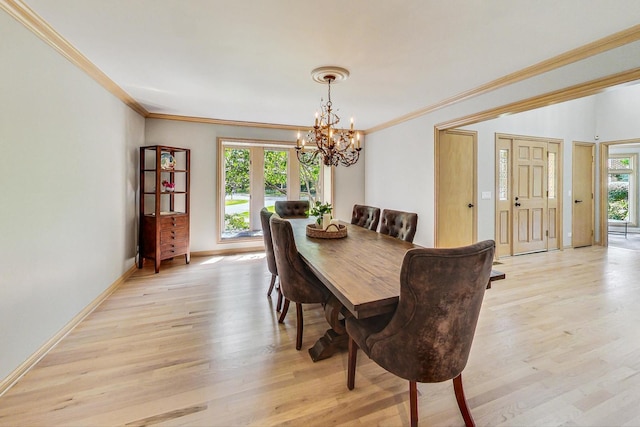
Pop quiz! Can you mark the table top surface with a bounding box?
[289,218,417,319]
[289,218,503,319]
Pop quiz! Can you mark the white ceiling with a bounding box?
[20,0,640,130]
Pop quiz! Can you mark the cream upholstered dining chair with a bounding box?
[379,209,418,243]
[346,240,495,427]
[350,204,381,231]
[269,214,330,350]
[274,200,309,218]
[259,208,285,312]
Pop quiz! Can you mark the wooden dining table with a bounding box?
[287,218,505,361]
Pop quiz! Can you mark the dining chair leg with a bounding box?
[409,380,418,427]
[278,299,290,323]
[453,373,475,427]
[276,287,283,312]
[267,274,276,296]
[347,337,358,390]
[295,302,303,350]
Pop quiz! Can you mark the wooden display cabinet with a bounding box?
[138,145,190,273]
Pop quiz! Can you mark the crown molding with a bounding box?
[146,113,302,131]
[0,0,148,117]
[435,67,640,130]
[3,0,639,132]
[365,23,640,134]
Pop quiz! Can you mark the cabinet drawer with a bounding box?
[160,228,188,243]
[160,241,188,258]
[160,215,188,230]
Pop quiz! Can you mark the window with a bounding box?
[218,138,329,242]
[607,153,636,225]
[498,149,508,201]
[548,152,556,199]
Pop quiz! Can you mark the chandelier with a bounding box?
[296,67,361,167]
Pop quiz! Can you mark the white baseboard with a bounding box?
[0,264,138,397]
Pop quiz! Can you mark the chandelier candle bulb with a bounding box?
[350,117,354,130]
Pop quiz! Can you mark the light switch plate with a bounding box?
[481,191,491,200]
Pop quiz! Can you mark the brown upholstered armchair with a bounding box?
[351,204,381,231]
[379,209,418,243]
[259,208,285,312]
[270,215,330,350]
[346,240,496,427]
[274,200,310,218]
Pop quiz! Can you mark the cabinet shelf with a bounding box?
[143,191,188,195]
[142,169,188,173]
[138,145,191,273]
[145,211,187,216]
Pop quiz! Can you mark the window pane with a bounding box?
[498,149,508,201]
[608,157,631,170]
[264,149,288,210]
[608,172,629,220]
[223,148,250,238]
[300,156,322,204]
[548,152,556,199]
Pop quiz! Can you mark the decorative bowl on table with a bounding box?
[306,223,348,239]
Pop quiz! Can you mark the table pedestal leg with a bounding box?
[308,295,350,362]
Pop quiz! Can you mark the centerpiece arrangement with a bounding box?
[306,201,347,239]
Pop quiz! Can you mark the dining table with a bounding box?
[287,218,505,361]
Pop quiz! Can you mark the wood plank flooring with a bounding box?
[1,246,640,426]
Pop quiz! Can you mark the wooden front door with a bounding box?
[513,139,548,254]
[436,129,477,248]
[572,142,595,247]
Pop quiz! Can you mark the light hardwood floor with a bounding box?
[1,246,640,426]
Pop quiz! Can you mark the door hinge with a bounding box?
[546,230,549,237]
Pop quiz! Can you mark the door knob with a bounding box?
[468,203,474,208]
[515,202,521,207]
[574,199,583,203]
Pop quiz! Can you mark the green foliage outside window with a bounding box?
[300,161,320,203]
[225,213,249,231]
[264,150,288,196]
[608,181,629,220]
[225,148,250,198]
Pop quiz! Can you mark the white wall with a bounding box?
[595,83,640,142]
[0,11,144,382]
[365,119,435,246]
[365,83,640,249]
[462,96,598,245]
[144,119,365,252]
